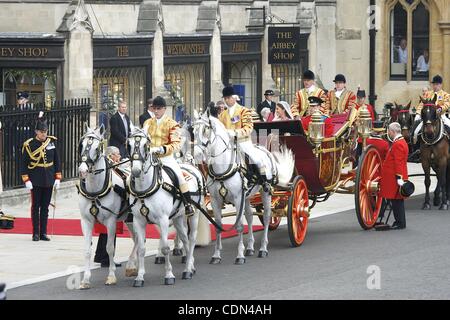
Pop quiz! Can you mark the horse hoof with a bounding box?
[422,203,431,210]
[125,268,138,277]
[258,250,268,258]
[244,249,254,257]
[105,276,117,286]
[154,256,165,264]
[182,272,193,280]
[133,280,144,288]
[209,257,221,265]
[79,282,90,290]
[181,256,187,264]
[439,204,448,210]
[164,277,176,285]
[173,248,183,256]
[234,257,246,265]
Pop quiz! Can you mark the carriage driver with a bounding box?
[220,86,272,193]
[143,96,195,217]
[413,75,450,143]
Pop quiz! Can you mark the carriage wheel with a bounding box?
[355,146,383,230]
[258,214,282,231]
[287,176,309,247]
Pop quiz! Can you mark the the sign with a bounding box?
[268,27,300,64]
[221,38,261,56]
[93,42,152,60]
[0,45,63,59]
[164,43,209,56]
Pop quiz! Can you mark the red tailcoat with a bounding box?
[380,136,409,199]
[301,115,334,138]
[366,136,390,161]
[94,222,124,234]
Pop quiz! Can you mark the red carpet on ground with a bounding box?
[0,217,263,241]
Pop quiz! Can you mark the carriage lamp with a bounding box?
[358,105,372,147]
[309,111,324,156]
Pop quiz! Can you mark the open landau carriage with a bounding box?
[247,106,384,247]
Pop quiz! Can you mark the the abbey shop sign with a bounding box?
[268,27,300,64]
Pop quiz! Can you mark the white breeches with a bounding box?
[238,140,272,180]
[159,155,188,192]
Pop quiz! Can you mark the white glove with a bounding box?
[54,179,60,189]
[227,130,236,137]
[414,114,421,122]
[397,179,405,187]
[25,181,33,190]
[150,146,164,154]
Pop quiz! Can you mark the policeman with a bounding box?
[143,96,195,216]
[291,70,328,119]
[326,74,357,115]
[21,113,61,241]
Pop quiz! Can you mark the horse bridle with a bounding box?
[129,131,156,174]
[421,103,445,145]
[80,135,104,172]
[195,118,233,158]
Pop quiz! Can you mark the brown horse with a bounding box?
[419,96,450,210]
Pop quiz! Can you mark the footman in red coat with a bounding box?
[380,122,409,229]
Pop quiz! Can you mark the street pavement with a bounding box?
[3,162,449,299]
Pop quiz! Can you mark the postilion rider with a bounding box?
[21,112,61,241]
[143,96,195,216]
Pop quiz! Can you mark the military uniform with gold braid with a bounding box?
[291,70,328,118]
[21,114,61,241]
[143,96,194,216]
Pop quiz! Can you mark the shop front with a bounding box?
[0,36,65,107]
[221,34,262,108]
[93,36,152,126]
[164,37,211,121]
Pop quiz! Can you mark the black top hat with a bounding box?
[372,120,385,131]
[333,74,346,83]
[303,70,315,81]
[400,180,415,198]
[152,96,166,107]
[264,89,274,96]
[432,75,443,84]
[17,92,29,100]
[308,96,324,105]
[222,86,235,98]
[357,89,366,98]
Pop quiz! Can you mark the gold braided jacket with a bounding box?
[144,115,181,157]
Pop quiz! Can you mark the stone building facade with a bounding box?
[0,0,449,123]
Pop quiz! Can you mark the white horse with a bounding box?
[193,112,294,264]
[128,126,204,286]
[77,125,138,289]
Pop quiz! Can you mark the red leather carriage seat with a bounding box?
[330,113,350,136]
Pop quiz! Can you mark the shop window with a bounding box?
[0,68,56,107]
[224,61,257,108]
[271,63,303,104]
[164,64,206,121]
[93,67,146,126]
[388,0,430,81]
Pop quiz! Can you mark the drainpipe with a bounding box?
[369,0,377,111]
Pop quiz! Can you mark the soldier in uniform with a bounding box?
[291,70,328,119]
[143,96,195,216]
[380,122,409,230]
[326,74,357,115]
[413,75,450,142]
[220,86,272,192]
[21,113,61,241]
[301,96,334,138]
[355,89,376,120]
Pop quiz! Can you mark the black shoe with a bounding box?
[390,224,405,230]
[32,234,39,241]
[40,234,51,241]
[100,261,122,268]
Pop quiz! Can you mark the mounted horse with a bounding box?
[77,125,138,289]
[417,96,450,210]
[193,111,294,264]
[127,126,205,286]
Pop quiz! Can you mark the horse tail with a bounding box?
[272,144,295,188]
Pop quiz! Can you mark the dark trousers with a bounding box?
[391,199,406,228]
[94,233,117,264]
[30,186,53,236]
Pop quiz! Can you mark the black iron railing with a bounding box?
[0,99,91,190]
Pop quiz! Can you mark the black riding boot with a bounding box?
[182,192,195,217]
